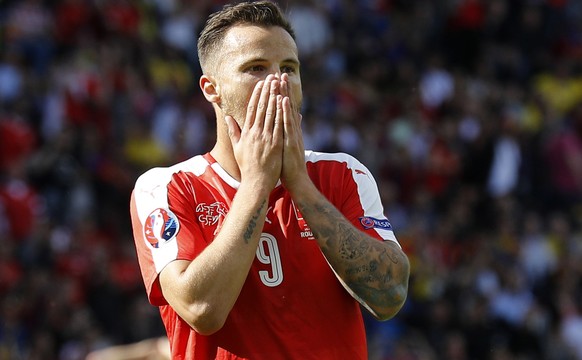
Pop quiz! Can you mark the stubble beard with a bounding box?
[219,94,246,129]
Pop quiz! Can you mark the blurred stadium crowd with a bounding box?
[1,0,582,359]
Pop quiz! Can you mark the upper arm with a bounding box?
[130,168,203,306]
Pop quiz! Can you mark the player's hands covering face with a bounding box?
[225,74,284,192]
[225,73,307,195]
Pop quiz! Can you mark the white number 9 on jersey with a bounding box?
[256,233,283,287]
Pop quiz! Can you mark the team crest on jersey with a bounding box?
[359,216,392,230]
[144,208,180,248]
[196,202,228,226]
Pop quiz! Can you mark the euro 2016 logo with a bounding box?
[144,208,180,248]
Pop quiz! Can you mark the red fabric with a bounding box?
[102,2,140,36]
[54,1,92,45]
[546,131,582,193]
[0,260,23,293]
[450,0,485,30]
[0,180,41,241]
[0,118,36,170]
[130,152,398,359]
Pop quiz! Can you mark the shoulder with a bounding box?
[131,156,210,220]
[304,151,382,195]
[134,155,209,193]
[305,150,363,167]
[304,150,369,174]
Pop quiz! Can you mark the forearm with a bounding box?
[290,180,410,320]
[160,182,268,334]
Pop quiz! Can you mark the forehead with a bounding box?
[220,24,298,63]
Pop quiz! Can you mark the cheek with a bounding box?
[223,80,257,105]
[290,80,303,107]
[219,81,258,122]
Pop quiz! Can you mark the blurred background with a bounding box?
[1,0,582,359]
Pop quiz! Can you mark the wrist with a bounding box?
[284,174,316,200]
[238,178,274,200]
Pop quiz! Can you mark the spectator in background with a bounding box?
[0,50,24,104]
[559,293,582,359]
[0,0,581,358]
[486,107,522,198]
[4,0,54,76]
[287,0,332,58]
[544,103,582,212]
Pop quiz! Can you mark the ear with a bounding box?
[200,75,220,104]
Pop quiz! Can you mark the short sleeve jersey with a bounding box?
[130,151,399,360]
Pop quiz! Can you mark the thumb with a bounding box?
[225,116,241,145]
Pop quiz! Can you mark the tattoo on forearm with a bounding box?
[338,221,369,259]
[301,201,368,260]
[297,197,409,312]
[243,200,266,244]
[380,247,401,265]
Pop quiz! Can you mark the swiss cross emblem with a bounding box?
[196,202,228,226]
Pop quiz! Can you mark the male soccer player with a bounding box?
[130,1,410,359]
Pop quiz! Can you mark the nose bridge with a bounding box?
[269,63,281,77]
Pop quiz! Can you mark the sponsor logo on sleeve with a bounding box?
[359,216,392,231]
[144,208,180,248]
[292,201,315,240]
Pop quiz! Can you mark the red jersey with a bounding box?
[130,151,399,360]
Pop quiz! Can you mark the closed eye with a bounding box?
[246,65,267,73]
[281,65,296,74]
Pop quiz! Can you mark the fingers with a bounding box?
[279,73,299,118]
[280,73,288,97]
[244,80,265,131]
[251,75,278,131]
[273,94,283,139]
[282,96,293,135]
[242,74,294,141]
[282,96,303,150]
[225,115,241,144]
[260,77,279,132]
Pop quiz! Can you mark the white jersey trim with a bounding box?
[304,151,399,245]
[133,156,210,273]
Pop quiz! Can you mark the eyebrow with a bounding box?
[239,57,301,70]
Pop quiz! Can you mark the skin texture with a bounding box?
[158,24,409,335]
